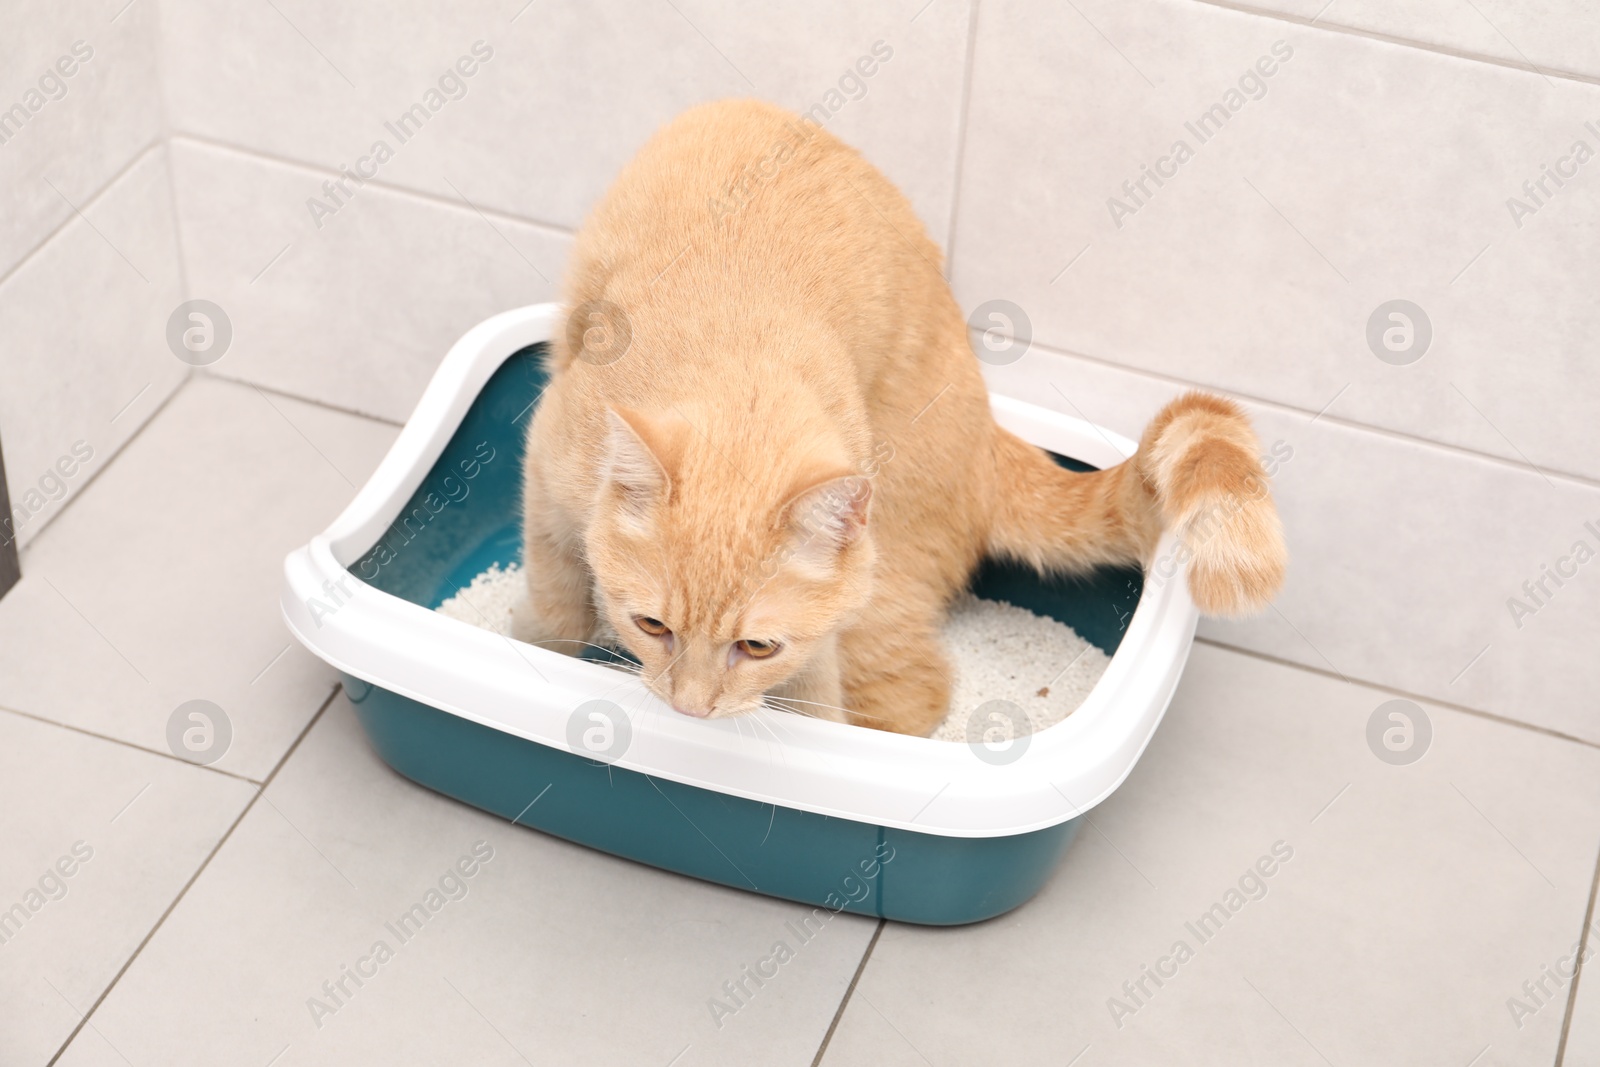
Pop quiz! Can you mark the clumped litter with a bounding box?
[438,564,1110,741]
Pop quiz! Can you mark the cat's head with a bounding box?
[582,406,874,720]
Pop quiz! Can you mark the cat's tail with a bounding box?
[985,392,1286,616]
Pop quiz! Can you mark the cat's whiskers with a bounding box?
[756,704,874,780]
[528,637,639,661]
[743,708,796,763]
[759,695,820,719]
[751,703,802,738]
[746,702,798,735]
[733,714,768,750]
[765,692,896,725]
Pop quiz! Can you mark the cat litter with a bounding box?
[436,564,1110,741]
[935,594,1111,742]
[283,303,1201,924]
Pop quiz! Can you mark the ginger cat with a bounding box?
[514,99,1286,736]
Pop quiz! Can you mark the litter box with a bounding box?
[281,304,1199,925]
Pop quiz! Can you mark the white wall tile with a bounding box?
[0,0,163,277]
[0,146,187,551]
[954,0,1600,481]
[169,138,570,423]
[158,0,971,248]
[1230,0,1600,81]
[983,341,1600,743]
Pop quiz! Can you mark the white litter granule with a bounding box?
[438,562,526,635]
[438,564,1110,740]
[932,593,1110,743]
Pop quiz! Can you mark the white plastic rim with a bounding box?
[281,303,1199,838]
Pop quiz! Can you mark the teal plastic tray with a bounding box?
[344,345,1143,925]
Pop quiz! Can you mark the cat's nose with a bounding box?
[671,701,711,718]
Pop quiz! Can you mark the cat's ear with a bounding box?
[782,474,872,573]
[600,407,674,525]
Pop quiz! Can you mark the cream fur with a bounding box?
[515,99,1287,735]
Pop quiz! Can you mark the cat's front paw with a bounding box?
[510,594,593,647]
[509,595,546,644]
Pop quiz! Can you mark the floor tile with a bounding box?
[1564,929,1600,1066]
[954,0,1600,481]
[0,377,397,779]
[170,138,570,423]
[818,643,1600,1066]
[158,0,970,245]
[0,0,162,276]
[0,709,255,1065]
[0,147,186,551]
[982,343,1600,745]
[55,693,878,1067]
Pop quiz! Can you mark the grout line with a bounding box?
[809,918,886,1067]
[1193,636,1600,752]
[249,385,357,487]
[162,141,1600,491]
[19,365,399,557]
[11,373,189,554]
[150,0,192,309]
[0,701,265,784]
[0,139,163,293]
[44,686,343,1067]
[1555,843,1600,1065]
[168,132,579,240]
[938,0,983,270]
[201,370,407,428]
[149,0,203,437]
[168,122,1600,492]
[1019,337,1600,490]
[1189,0,1600,88]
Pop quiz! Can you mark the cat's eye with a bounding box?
[736,639,778,659]
[635,616,670,636]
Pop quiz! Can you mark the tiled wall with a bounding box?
[155,0,972,420]
[0,0,185,549]
[5,0,1596,738]
[955,0,1600,742]
[1212,0,1600,79]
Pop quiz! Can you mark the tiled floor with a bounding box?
[8,0,1600,1060]
[3,374,1597,1067]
